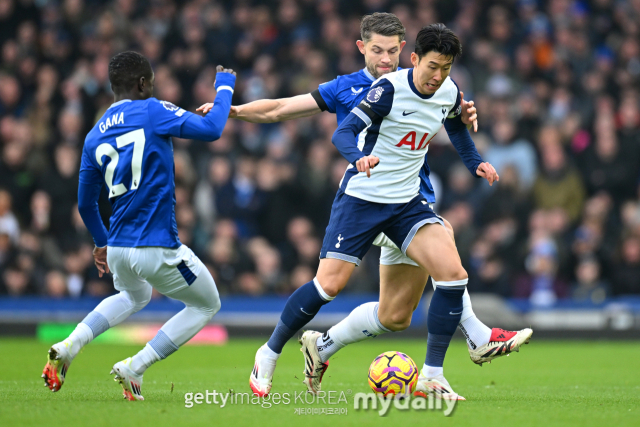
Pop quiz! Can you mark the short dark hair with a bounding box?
[414,23,462,61]
[108,51,153,93]
[360,12,405,43]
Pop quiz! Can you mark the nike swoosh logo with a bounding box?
[351,87,363,94]
[402,111,416,116]
[301,308,312,315]
[450,311,462,315]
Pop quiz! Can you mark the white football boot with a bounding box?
[249,344,276,397]
[469,328,533,366]
[111,358,144,401]
[299,330,329,394]
[414,373,466,401]
[42,343,72,392]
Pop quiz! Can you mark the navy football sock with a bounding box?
[266,279,333,354]
[425,284,465,368]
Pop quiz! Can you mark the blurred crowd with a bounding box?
[1,0,639,306]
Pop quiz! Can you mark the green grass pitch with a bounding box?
[1,337,638,426]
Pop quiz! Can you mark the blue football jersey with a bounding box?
[315,68,436,203]
[80,98,194,248]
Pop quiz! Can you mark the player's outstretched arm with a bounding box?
[444,114,499,186]
[180,66,236,141]
[197,93,321,124]
[332,113,379,178]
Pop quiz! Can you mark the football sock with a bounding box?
[130,343,162,375]
[131,271,221,375]
[63,323,93,359]
[425,280,466,368]
[421,365,443,379]
[458,288,491,348]
[260,343,280,360]
[60,288,152,359]
[267,278,333,354]
[316,302,391,363]
[94,288,153,325]
[253,344,279,380]
[432,281,492,349]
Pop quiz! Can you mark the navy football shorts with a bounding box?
[319,190,444,266]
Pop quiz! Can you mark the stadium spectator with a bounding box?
[533,142,586,223]
[572,256,609,304]
[0,0,638,302]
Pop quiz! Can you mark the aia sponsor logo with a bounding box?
[396,131,437,151]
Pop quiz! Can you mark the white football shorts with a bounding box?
[107,245,204,296]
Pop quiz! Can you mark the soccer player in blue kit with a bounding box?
[41,52,236,401]
[199,14,532,399]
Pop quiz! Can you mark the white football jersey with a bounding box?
[339,69,461,203]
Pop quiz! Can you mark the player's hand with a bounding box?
[93,246,110,278]
[196,103,213,114]
[356,155,380,178]
[476,162,499,186]
[196,103,238,118]
[215,65,236,77]
[460,91,478,133]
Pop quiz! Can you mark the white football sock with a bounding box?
[58,288,152,360]
[316,302,391,363]
[422,364,443,379]
[130,343,161,375]
[62,323,93,359]
[260,343,280,361]
[130,271,221,375]
[255,344,278,380]
[458,289,491,348]
[94,287,153,326]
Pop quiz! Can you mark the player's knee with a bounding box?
[378,305,413,331]
[193,295,220,322]
[440,266,468,283]
[209,292,221,317]
[380,311,412,332]
[126,287,152,313]
[317,274,349,298]
[202,279,222,318]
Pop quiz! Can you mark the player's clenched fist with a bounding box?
[215,64,236,76]
[197,65,237,117]
[475,162,499,186]
[356,155,380,178]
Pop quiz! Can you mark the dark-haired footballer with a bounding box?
[41,51,236,401]
[250,23,519,401]
[198,13,532,400]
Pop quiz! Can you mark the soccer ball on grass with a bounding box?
[367,351,418,398]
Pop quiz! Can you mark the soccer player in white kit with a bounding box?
[41,52,236,401]
[220,16,531,400]
[197,14,532,400]
[251,23,529,400]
